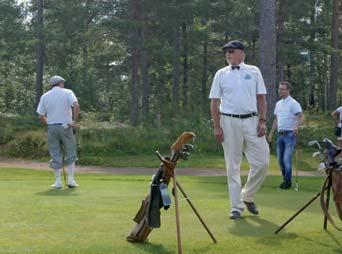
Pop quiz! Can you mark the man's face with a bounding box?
[278,84,290,98]
[225,48,243,65]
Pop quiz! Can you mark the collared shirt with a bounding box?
[336,106,342,127]
[274,96,302,131]
[209,62,267,114]
[36,86,78,125]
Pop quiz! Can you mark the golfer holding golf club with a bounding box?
[268,81,304,190]
[36,75,80,189]
[209,40,270,220]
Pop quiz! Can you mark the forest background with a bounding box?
[0,0,341,164]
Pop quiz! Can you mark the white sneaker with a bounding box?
[51,182,62,189]
[67,179,79,188]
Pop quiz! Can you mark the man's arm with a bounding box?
[72,102,80,122]
[256,94,267,137]
[267,118,277,143]
[331,110,339,124]
[69,101,80,129]
[293,112,305,135]
[210,99,223,142]
[38,114,47,125]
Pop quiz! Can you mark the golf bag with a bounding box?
[126,132,194,242]
[332,170,342,219]
[319,138,342,230]
[126,158,175,242]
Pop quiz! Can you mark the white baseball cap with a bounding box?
[50,75,65,86]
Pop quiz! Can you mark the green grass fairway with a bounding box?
[0,168,341,254]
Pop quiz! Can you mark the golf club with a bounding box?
[294,148,299,191]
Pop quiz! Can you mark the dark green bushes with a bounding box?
[0,112,337,162]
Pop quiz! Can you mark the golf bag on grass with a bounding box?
[126,132,194,242]
[319,138,342,230]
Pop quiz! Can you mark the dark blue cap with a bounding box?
[222,40,245,51]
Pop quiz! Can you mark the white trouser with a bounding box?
[220,115,269,213]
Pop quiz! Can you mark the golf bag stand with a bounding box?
[275,138,342,234]
[126,132,217,250]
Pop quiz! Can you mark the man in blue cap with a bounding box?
[209,40,269,219]
[36,75,80,189]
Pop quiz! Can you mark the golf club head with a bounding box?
[308,140,322,150]
[312,151,321,158]
[179,151,190,160]
[294,183,299,191]
[182,144,194,154]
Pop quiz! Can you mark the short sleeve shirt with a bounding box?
[335,106,342,127]
[274,96,302,131]
[209,62,267,114]
[36,87,78,124]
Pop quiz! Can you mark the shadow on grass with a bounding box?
[229,215,283,237]
[326,230,342,248]
[128,242,174,254]
[35,188,79,196]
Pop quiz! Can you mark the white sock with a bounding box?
[67,162,75,182]
[54,168,62,184]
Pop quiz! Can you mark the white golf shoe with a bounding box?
[51,181,62,189]
[67,179,79,188]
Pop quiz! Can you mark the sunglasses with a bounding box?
[224,49,236,54]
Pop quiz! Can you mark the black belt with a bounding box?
[221,112,258,119]
[48,123,63,125]
[278,130,293,135]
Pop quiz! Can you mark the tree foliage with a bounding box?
[0,0,341,125]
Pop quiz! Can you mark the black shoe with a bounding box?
[243,201,259,215]
[279,182,286,189]
[280,181,291,190]
[230,211,241,220]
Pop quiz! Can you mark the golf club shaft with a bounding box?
[172,172,182,254]
[176,181,217,243]
[62,157,67,186]
[274,192,321,234]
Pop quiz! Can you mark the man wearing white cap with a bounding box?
[36,75,80,188]
[209,40,269,219]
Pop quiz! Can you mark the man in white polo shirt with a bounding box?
[209,40,270,220]
[36,75,80,189]
[331,106,342,147]
[268,81,304,189]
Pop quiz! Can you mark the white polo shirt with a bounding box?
[274,96,302,131]
[36,87,78,125]
[209,62,267,114]
[335,106,342,127]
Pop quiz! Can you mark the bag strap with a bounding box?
[320,174,342,231]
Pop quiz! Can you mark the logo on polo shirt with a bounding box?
[244,74,252,80]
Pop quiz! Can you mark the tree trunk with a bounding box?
[258,0,277,125]
[141,2,150,121]
[276,0,286,82]
[129,0,140,126]
[201,40,208,112]
[308,7,316,108]
[328,0,340,110]
[172,24,180,113]
[35,0,44,108]
[182,22,189,108]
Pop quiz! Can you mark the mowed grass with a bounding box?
[78,150,319,173]
[0,168,341,254]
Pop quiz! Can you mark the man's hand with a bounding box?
[68,121,79,130]
[293,126,299,136]
[257,121,267,137]
[214,126,224,143]
[267,134,273,143]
